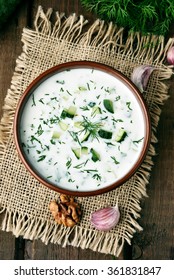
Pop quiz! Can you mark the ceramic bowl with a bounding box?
[14,61,151,196]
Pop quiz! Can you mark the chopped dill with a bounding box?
[39,98,44,104]
[133,137,144,144]
[126,101,132,110]
[66,158,72,169]
[56,80,65,84]
[68,131,81,145]
[92,173,102,181]
[32,94,36,106]
[79,116,103,141]
[111,156,120,164]
[37,155,46,162]
[35,124,44,136]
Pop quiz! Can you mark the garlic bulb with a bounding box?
[131,65,155,93]
[167,46,174,65]
[90,205,120,231]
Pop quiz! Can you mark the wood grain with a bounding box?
[132,76,174,260]
[0,0,174,260]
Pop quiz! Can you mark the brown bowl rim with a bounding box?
[13,61,151,197]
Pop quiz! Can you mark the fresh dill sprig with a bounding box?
[79,116,103,140]
[81,0,174,35]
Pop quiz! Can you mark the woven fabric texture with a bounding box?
[0,6,173,257]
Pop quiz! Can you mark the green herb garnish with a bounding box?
[37,155,46,162]
[50,115,60,124]
[115,96,120,101]
[66,90,72,96]
[133,137,144,144]
[39,98,44,104]
[66,158,72,169]
[81,0,174,35]
[68,131,81,145]
[68,178,75,183]
[32,95,36,106]
[80,106,90,111]
[92,173,102,181]
[112,118,123,123]
[50,139,56,145]
[56,80,65,84]
[79,116,103,141]
[81,169,98,173]
[126,102,132,110]
[73,159,89,169]
[111,156,120,164]
[36,124,44,136]
[31,135,42,146]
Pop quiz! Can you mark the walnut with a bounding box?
[49,194,81,227]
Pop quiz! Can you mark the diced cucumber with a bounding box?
[81,131,90,142]
[98,129,113,139]
[81,146,88,155]
[52,131,61,139]
[115,128,127,142]
[103,99,114,113]
[59,121,69,131]
[72,146,88,159]
[68,105,77,115]
[72,148,81,159]
[62,95,69,101]
[78,86,87,91]
[60,109,72,119]
[74,121,83,129]
[60,106,77,119]
[91,106,102,117]
[90,148,101,162]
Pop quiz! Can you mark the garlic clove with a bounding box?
[131,65,155,93]
[167,46,174,65]
[91,205,120,231]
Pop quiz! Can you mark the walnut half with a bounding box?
[49,194,81,227]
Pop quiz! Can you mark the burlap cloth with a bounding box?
[0,6,173,257]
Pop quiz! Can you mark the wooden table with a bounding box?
[0,0,174,260]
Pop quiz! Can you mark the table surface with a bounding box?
[0,0,174,260]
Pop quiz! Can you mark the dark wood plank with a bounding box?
[0,1,29,116]
[132,75,174,260]
[0,1,29,259]
[0,231,15,259]
[24,240,115,260]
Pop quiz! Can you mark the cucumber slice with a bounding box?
[91,106,102,117]
[59,121,69,131]
[62,95,69,101]
[103,99,114,113]
[78,86,87,91]
[98,129,112,139]
[115,128,127,142]
[60,106,77,119]
[52,131,61,139]
[90,148,101,162]
[68,105,77,115]
[81,131,90,142]
[72,148,81,159]
[81,146,88,155]
[74,121,83,129]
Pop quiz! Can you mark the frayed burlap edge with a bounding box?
[0,6,174,257]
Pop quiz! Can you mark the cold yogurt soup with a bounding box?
[19,67,146,192]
